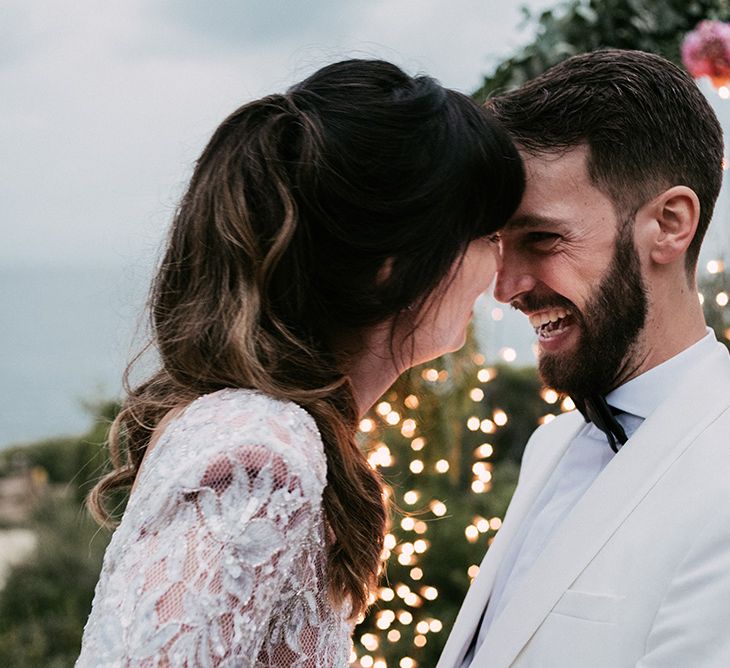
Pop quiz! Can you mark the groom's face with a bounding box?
[494,146,648,398]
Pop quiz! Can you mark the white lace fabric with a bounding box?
[77,389,353,667]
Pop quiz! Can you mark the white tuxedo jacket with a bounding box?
[438,343,730,668]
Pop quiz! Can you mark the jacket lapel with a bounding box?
[436,414,583,668]
[472,343,730,668]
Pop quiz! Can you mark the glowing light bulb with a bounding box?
[542,388,559,404]
[376,402,391,416]
[435,459,450,473]
[421,587,439,601]
[493,409,508,426]
[359,418,375,433]
[386,411,401,425]
[465,525,479,542]
[480,419,495,433]
[430,501,447,517]
[404,394,419,409]
[404,592,420,606]
[716,292,729,307]
[398,610,413,625]
[707,259,724,274]
[500,347,517,362]
[409,459,424,474]
[410,437,426,451]
[469,388,485,402]
[414,521,428,534]
[561,396,575,411]
[400,516,415,531]
[477,368,495,383]
[403,490,419,505]
[467,416,480,431]
[474,443,493,458]
[401,418,417,437]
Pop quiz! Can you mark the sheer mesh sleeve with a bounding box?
[76,389,349,668]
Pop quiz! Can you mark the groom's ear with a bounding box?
[636,186,700,268]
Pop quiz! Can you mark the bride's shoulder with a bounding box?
[161,388,327,488]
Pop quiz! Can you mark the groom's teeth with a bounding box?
[527,308,573,329]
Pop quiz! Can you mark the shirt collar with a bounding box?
[606,328,719,420]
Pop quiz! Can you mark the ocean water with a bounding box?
[0,264,151,449]
[0,263,536,450]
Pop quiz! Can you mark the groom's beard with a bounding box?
[536,221,649,399]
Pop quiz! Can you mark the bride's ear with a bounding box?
[376,257,395,285]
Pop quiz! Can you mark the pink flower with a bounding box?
[682,20,730,86]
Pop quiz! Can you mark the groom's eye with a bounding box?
[526,231,561,249]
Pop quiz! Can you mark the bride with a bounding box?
[77,58,524,667]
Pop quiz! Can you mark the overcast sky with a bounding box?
[2,0,561,269]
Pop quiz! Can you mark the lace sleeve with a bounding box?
[78,396,327,667]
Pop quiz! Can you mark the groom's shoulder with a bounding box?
[520,410,583,469]
[531,409,584,443]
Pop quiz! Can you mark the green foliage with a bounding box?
[475,0,730,101]
[0,401,119,507]
[0,497,111,667]
[0,403,119,666]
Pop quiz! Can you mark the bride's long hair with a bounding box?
[87,59,524,616]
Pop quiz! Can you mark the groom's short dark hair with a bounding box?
[488,48,724,272]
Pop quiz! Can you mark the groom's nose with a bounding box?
[493,257,537,305]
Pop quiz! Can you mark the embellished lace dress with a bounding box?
[77,389,353,667]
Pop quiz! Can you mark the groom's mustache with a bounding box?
[510,292,577,316]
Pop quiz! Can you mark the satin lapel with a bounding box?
[473,344,730,668]
[436,413,583,668]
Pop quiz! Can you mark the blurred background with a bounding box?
[1,1,729,666]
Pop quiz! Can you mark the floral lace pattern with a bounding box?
[77,389,353,667]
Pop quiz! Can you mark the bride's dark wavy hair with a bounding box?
[88,59,524,616]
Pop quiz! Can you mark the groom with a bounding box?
[438,49,730,667]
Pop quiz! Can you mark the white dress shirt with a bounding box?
[462,329,719,667]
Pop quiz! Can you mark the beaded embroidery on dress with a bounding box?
[77,389,353,667]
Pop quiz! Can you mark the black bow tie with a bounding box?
[574,395,628,453]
